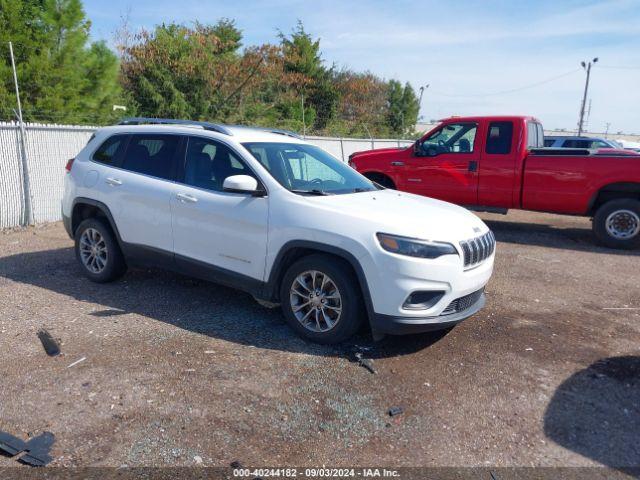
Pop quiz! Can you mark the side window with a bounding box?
[121,134,179,180]
[543,138,555,147]
[564,139,591,149]
[92,134,127,165]
[183,137,253,192]
[422,122,477,154]
[536,123,544,148]
[485,121,513,154]
[526,122,544,149]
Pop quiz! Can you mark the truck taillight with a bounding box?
[65,158,75,173]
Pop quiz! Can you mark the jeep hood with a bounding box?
[304,189,488,243]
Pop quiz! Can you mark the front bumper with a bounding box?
[370,291,486,335]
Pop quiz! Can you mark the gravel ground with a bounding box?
[0,210,638,472]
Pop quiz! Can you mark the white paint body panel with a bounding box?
[63,124,495,322]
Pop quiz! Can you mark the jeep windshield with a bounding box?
[242,142,377,195]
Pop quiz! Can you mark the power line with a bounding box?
[429,68,582,98]
[598,65,640,70]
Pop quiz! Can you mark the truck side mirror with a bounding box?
[413,140,423,156]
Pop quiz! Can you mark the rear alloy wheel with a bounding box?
[280,254,363,344]
[593,199,640,249]
[75,218,127,282]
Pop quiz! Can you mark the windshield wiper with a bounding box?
[290,189,331,196]
[352,187,375,193]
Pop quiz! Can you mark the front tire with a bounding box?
[280,254,364,344]
[593,199,640,249]
[74,218,127,282]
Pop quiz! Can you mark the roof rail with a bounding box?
[118,117,233,136]
[267,128,303,140]
[228,125,302,140]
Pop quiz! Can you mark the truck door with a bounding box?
[478,120,518,207]
[402,121,479,205]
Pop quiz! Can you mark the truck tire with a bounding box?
[74,218,127,282]
[280,254,364,344]
[593,199,640,249]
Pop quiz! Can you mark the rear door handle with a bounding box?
[105,177,122,186]
[468,161,478,172]
[391,161,404,166]
[176,193,198,203]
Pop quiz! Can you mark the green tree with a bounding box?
[278,21,338,131]
[387,80,419,136]
[0,0,122,124]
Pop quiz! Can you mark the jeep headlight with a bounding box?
[376,233,458,259]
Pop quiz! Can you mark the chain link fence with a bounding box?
[0,121,413,229]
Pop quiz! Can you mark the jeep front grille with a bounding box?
[441,288,485,316]
[460,231,495,268]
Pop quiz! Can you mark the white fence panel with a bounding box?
[0,122,412,229]
[305,136,344,161]
[24,124,95,223]
[0,122,24,229]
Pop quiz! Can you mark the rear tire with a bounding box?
[74,218,127,282]
[280,254,364,344]
[593,199,640,249]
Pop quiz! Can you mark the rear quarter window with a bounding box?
[121,134,180,180]
[92,134,128,165]
[485,121,513,154]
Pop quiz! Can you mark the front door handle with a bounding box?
[105,177,122,186]
[391,161,404,166]
[468,161,478,172]
[176,193,198,203]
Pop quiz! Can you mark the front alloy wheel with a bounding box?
[290,270,342,333]
[280,254,363,344]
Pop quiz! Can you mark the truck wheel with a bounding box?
[75,218,127,282]
[280,254,364,344]
[593,199,640,249]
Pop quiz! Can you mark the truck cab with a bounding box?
[350,115,640,249]
[350,116,543,209]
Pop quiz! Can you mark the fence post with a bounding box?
[9,41,33,226]
[339,138,345,162]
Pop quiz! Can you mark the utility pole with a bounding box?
[9,41,33,226]
[577,58,598,136]
[604,122,611,139]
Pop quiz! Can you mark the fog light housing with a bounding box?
[403,290,445,310]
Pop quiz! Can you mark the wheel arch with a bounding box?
[588,182,640,215]
[265,240,376,322]
[361,171,396,188]
[71,198,123,245]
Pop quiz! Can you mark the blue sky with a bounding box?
[84,0,640,133]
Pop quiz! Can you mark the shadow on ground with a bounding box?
[0,247,448,359]
[544,356,640,473]
[484,219,640,256]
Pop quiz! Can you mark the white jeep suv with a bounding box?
[62,118,495,343]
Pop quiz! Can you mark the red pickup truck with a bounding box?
[349,115,640,249]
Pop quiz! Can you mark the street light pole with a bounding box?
[577,58,598,136]
[418,84,429,119]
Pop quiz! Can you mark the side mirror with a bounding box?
[413,140,423,156]
[223,175,265,196]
